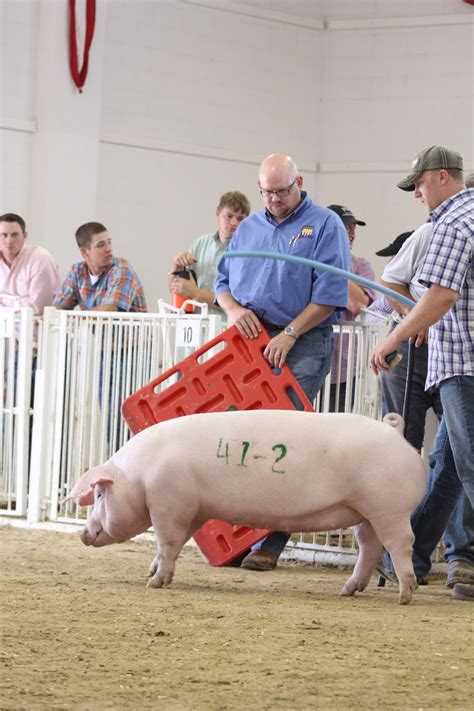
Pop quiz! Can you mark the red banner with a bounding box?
[69,0,96,92]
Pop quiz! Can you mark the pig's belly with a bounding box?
[218,504,363,533]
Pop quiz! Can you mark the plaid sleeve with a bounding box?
[418,221,470,292]
[53,267,79,309]
[101,262,145,311]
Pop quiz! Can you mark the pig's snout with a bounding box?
[80,527,95,546]
[80,525,115,547]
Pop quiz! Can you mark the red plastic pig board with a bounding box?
[122,325,313,565]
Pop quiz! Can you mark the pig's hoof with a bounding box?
[148,559,159,577]
[147,571,174,589]
[398,591,412,605]
[340,580,357,597]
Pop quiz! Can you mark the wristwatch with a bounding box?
[284,325,299,340]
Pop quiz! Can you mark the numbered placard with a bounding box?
[176,319,201,347]
[0,309,14,338]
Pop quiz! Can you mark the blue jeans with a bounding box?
[252,325,333,557]
[381,342,473,574]
[444,494,474,565]
[411,376,474,577]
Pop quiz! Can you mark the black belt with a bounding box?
[261,321,330,333]
[261,321,285,330]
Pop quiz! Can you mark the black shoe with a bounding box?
[446,560,474,588]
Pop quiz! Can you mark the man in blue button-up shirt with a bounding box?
[215,153,351,571]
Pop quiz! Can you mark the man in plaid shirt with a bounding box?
[372,145,474,602]
[54,222,147,312]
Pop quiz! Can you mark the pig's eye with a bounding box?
[96,490,103,499]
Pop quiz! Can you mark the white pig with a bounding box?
[65,410,426,604]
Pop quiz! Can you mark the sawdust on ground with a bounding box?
[1,525,473,711]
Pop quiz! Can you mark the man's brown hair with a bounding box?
[217,191,251,217]
[75,222,107,249]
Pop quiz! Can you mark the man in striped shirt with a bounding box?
[372,145,474,602]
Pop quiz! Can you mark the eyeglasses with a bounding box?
[259,178,296,199]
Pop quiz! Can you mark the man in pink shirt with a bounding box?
[0,213,61,315]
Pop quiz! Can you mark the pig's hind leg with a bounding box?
[371,514,417,605]
[340,520,384,597]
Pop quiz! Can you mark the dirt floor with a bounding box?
[1,525,473,711]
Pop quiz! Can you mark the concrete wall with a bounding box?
[1,0,473,306]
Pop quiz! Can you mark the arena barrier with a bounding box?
[0,304,36,516]
[3,303,445,568]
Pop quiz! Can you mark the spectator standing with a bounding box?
[168,192,250,314]
[376,189,474,588]
[326,205,375,412]
[216,152,350,571]
[0,213,61,315]
[371,145,474,602]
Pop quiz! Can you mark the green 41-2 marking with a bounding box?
[216,438,287,474]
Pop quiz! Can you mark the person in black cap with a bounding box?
[375,231,414,258]
[372,146,474,602]
[326,205,376,412]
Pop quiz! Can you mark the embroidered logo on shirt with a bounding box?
[289,225,314,248]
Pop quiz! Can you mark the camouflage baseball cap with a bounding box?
[397,145,463,191]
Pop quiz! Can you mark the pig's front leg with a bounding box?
[340,520,384,597]
[147,516,201,589]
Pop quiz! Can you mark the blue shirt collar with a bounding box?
[264,191,310,225]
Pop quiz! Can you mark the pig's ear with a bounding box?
[62,464,116,507]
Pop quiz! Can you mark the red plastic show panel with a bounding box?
[122,325,313,565]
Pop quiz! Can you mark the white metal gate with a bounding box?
[0,305,35,516]
[27,306,224,523]
[3,304,439,569]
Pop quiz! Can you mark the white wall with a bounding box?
[0,0,39,215]
[1,0,473,306]
[98,0,322,305]
[316,18,474,273]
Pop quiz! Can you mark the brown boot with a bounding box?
[241,549,278,571]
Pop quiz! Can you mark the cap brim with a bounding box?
[397,169,422,191]
[342,218,366,227]
[375,246,394,257]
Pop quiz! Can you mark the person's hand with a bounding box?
[228,305,262,339]
[169,275,197,299]
[370,333,402,374]
[264,332,296,369]
[170,252,197,272]
[412,329,429,347]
